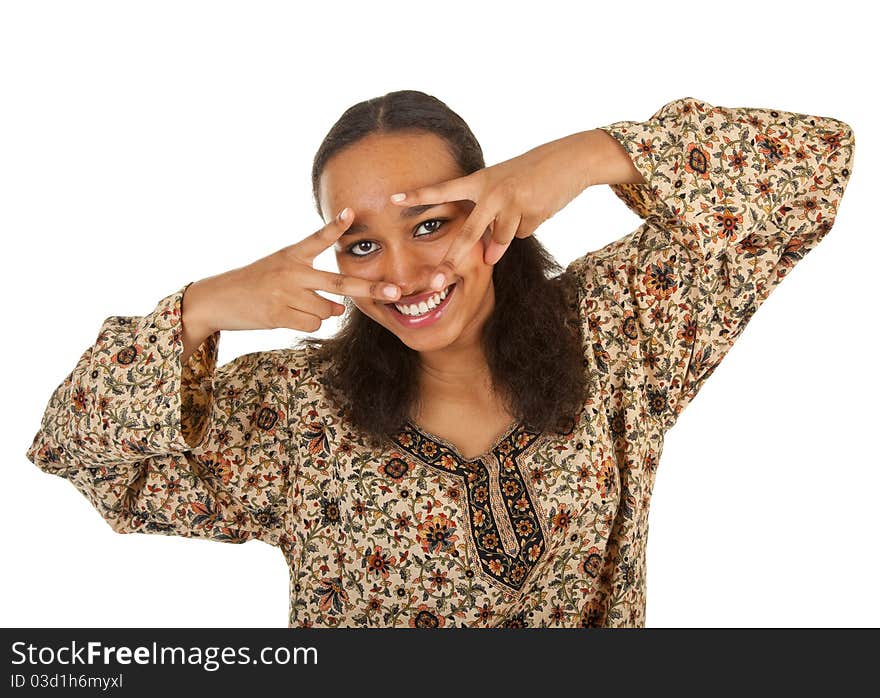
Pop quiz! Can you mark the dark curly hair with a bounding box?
[295,89,587,449]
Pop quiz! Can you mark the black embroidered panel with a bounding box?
[389,422,547,592]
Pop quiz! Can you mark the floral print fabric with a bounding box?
[25,97,855,627]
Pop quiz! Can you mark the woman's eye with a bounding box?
[344,218,449,258]
[415,218,448,236]
[346,240,379,257]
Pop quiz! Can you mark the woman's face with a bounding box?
[318,131,495,354]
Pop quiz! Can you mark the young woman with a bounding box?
[26,91,855,628]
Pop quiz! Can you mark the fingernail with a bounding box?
[390,193,406,203]
[383,285,399,299]
[338,207,350,221]
[431,273,446,291]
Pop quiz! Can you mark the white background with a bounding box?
[2,0,876,628]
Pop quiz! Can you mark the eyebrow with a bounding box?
[340,203,447,236]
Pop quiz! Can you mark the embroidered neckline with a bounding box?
[403,418,522,463]
[387,419,549,593]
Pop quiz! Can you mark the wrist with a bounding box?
[181,278,219,336]
[573,128,645,188]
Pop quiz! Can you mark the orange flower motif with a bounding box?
[254,404,283,434]
[516,520,534,537]
[755,132,790,166]
[579,547,604,578]
[676,314,698,346]
[527,544,543,562]
[713,207,743,242]
[409,605,445,628]
[643,260,678,301]
[509,563,526,583]
[416,512,459,555]
[438,454,457,471]
[736,233,765,258]
[821,130,842,153]
[634,137,656,159]
[797,196,821,219]
[755,177,775,200]
[420,440,438,459]
[725,149,748,174]
[684,142,711,178]
[474,603,494,624]
[72,386,88,414]
[364,546,396,579]
[204,451,235,486]
[551,504,572,532]
[595,458,617,500]
[514,495,531,513]
[380,457,409,482]
[577,464,591,483]
[111,344,142,366]
[620,310,639,343]
[427,569,449,590]
[482,532,500,550]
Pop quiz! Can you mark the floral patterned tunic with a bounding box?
[25,97,855,627]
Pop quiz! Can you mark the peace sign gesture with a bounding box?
[182,207,402,336]
[387,131,599,291]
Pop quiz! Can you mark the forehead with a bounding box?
[318,131,462,221]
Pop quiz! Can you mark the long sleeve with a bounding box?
[24,283,294,547]
[567,96,855,432]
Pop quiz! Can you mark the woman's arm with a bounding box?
[566,128,647,187]
[565,96,855,432]
[24,284,297,547]
[181,279,219,366]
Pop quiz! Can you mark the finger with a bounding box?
[271,306,325,332]
[294,206,356,261]
[388,173,478,207]
[301,267,401,302]
[514,214,544,240]
[428,205,498,291]
[287,289,346,319]
[484,210,521,265]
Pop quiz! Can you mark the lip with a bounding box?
[385,282,456,329]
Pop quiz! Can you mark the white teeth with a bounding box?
[394,285,450,316]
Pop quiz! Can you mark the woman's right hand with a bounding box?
[182,207,401,335]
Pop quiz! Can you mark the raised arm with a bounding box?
[567,96,855,432]
[24,284,298,548]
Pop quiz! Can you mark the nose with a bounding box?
[378,245,437,297]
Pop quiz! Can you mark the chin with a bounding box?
[358,308,458,352]
[396,331,457,353]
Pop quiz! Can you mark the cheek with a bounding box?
[460,234,492,278]
[353,297,393,326]
[454,245,493,309]
[353,298,376,316]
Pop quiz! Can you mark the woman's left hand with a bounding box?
[388,131,598,291]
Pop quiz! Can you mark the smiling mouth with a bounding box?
[385,282,457,320]
[384,282,456,310]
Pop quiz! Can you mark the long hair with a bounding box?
[297,89,587,449]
